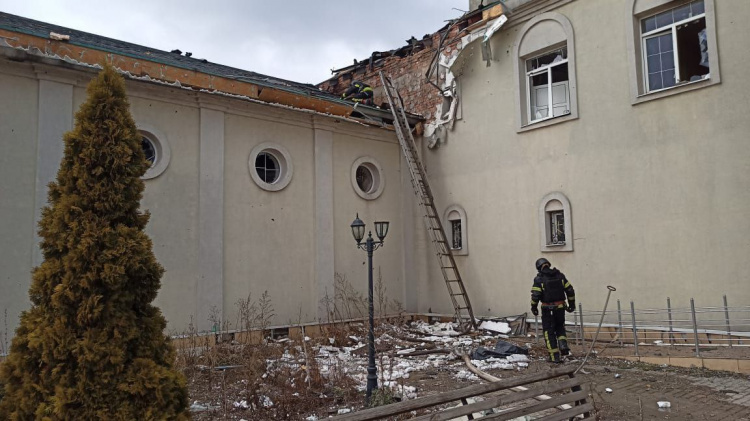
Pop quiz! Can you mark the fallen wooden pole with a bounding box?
[455,348,574,411]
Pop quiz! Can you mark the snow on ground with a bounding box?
[311,321,530,400]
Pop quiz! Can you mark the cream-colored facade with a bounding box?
[412,0,750,318]
[0,54,411,335]
[1,0,749,340]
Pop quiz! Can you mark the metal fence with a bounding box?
[559,295,750,357]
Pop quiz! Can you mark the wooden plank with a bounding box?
[481,389,589,421]
[534,402,595,421]
[330,366,576,421]
[411,376,583,421]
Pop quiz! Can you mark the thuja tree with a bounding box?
[0,64,188,420]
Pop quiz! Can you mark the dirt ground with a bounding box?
[185,323,750,420]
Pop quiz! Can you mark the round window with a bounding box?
[141,136,157,168]
[137,127,171,180]
[356,165,374,193]
[351,157,384,200]
[255,152,280,184]
[249,143,293,192]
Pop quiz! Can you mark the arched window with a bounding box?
[444,205,468,256]
[626,0,720,104]
[513,12,578,132]
[539,192,573,252]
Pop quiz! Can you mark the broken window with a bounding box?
[255,152,280,184]
[445,206,468,255]
[526,48,570,124]
[141,136,157,168]
[450,219,462,250]
[548,211,565,245]
[356,165,374,194]
[641,0,709,92]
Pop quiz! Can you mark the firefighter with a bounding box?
[342,80,374,105]
[530,258,575,363]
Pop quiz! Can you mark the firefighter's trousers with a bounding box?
[541,306,568,359]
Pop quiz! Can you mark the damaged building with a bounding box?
[1,0,749,339]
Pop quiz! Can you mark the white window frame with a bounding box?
[626,0,720,104]
[513,12,579,132]
[640,9,707,93]
[526,56,570,125]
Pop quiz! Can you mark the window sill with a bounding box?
[541,242,573,253]
[633,76,719,105]
[451,248,468,256]
[518,112,577,133]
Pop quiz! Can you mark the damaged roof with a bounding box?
[324,1,504,81]
[0,12,421,126]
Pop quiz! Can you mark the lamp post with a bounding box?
[350,213,389,404]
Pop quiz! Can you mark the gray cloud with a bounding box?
[5,0,467,83]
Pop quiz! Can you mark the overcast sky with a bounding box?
[4,1,468,84]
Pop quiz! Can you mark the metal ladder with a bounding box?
[379,71,477,331]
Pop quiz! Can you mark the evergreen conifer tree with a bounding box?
[0,63,188,420]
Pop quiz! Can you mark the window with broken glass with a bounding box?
[549,211,565,245]
[450,219,462,250]
[641,0,708,92]
[356,165,374,194]
[255,152,280,184]
[141,136,157,168]
[526,47,570,124]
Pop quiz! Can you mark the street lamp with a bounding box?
[350,214,390,403]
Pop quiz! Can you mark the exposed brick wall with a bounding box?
[318,27,466,122]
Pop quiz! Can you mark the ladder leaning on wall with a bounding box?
[379,71,478,332]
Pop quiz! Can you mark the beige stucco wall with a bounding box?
[0,56,409,340]
[417,0,750,317]
[0,70,38,341]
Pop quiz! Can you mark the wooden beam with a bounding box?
[482,388,589,421]
[411,376,583,421]
[330,366,576,421]
[535,402,595,421]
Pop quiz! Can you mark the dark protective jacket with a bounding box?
[342,81,373,99]
[530,267,575,308]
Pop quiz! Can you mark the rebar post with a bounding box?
[573,309,580,346]
[690,298,701,357]
[630,301,639,357]
[579,303,585,350]
[723,295,732,348]
[667,297,673,345]
[617,299,623,347]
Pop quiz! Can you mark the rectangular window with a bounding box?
[641,0,709,93]
[526,48,570,124]
[549,211,565,245]
[450,220,462,250]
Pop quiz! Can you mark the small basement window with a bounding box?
[640,0,709,92]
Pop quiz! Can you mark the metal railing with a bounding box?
[559,295,750,357]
